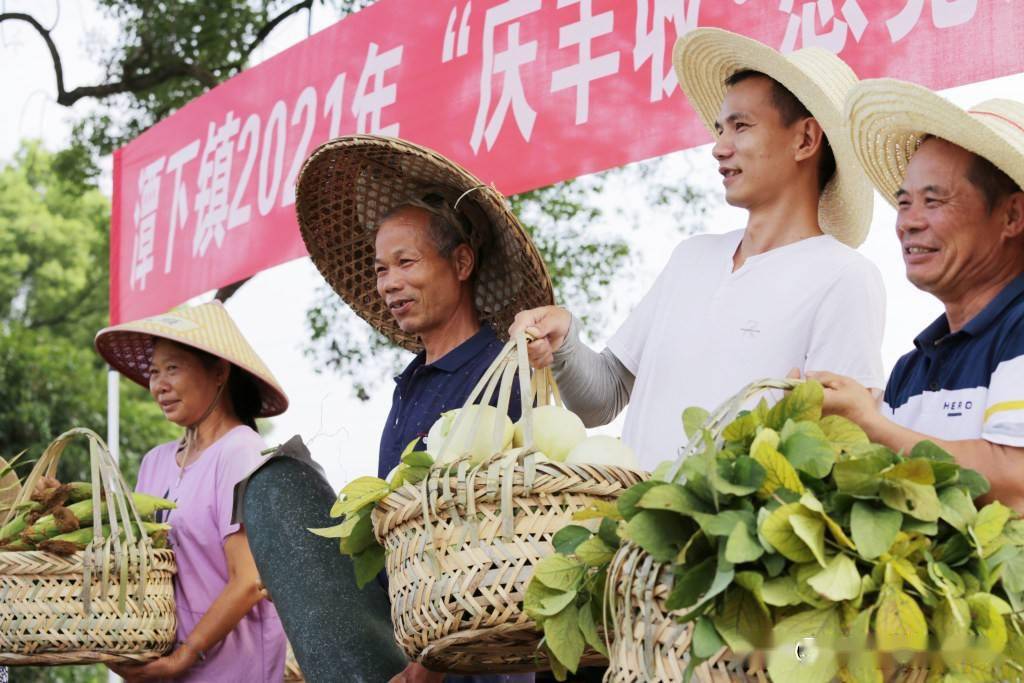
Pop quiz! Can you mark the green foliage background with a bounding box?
[0,143,180,482]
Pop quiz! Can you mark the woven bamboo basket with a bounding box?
[606,544,930,683]
[0,428,176,665]
[606,543,763,683]
[372,335,646,673]
[604,380,929,683]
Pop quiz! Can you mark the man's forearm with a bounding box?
[862,414,1024,512]
[550,316,635,428]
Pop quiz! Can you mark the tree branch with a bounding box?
[214,277,252,303]
[3,1,315,111]
[61,63,215,105]
[237,0,313,68]
[1,12,219,106]
[0,13,68,104]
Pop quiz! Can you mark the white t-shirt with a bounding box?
[607,230,886,469]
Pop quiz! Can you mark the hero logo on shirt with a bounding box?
[943,400,975,417]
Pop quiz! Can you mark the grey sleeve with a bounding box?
[549,315,635,428]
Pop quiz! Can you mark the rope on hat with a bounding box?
[968,109,1024,135]
[453,184,488,211]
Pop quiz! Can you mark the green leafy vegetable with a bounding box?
[522,379,1024,679]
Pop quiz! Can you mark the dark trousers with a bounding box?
[535,666,606,682]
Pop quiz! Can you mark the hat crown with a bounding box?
[968,100,1024,148]
[784,47,858,122]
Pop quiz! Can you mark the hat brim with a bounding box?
[673,28,873,247]
[95,306,288,418]
[846,79,1024,208]
[295,135,553,351]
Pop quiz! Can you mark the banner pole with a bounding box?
[107,369,120,463]
[107,368,122,683]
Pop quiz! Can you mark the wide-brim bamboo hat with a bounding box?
[846,78,1024,207]
[294,135,553,351]
[94,301,288,417]
[673,28,874,247]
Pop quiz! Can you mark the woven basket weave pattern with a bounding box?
[296,136,553,351]
[373,461,644,673]
[606,544,931,683]
[0,549,176,665]
[606,544,763,683]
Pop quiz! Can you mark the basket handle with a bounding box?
[663,378,801,484]
[2,428,156,613]
[435,331,558,462]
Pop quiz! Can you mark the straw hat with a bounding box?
[295,135,553,351]
[94,301,288,417]
[673,28,874,247]
[846,78,1024,207]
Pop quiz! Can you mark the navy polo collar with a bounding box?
[914,272,1024,350]
[395,325,498,383]
[913,314,952,351]
[431,325,499,372]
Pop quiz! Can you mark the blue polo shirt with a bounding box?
[377,325,521,478]
[883,273,1024,447]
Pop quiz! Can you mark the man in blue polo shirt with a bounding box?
[297,137,552,683]
[375,199,518,479]
[374,205,538,683]
[808,81,1024,511]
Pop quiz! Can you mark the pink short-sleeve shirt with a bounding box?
[136,425,285,682]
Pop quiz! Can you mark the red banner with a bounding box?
[111,0,1024,324]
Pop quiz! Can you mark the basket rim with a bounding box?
[0,547,175,574]
[372,459,645,538]
[0,649,168,666]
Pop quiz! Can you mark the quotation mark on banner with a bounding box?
[443,2,472,62]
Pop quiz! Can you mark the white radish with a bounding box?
[513,405,587,462]
[427,406,514,465]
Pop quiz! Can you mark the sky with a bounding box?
[2,1,1023,490]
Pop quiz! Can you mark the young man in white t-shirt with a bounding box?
[510,29,885,470]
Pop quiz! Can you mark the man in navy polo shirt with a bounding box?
[374,198,511,479]
[376,200,531,683]
[296,137,552,683]
[809,81,1024,511]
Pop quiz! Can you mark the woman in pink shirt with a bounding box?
[95,301,289,682]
